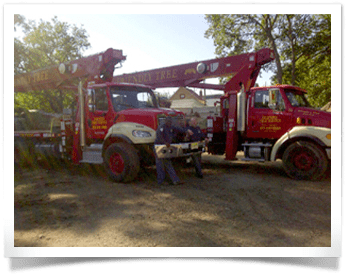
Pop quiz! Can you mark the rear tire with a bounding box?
[104,143,140,183]
[282,141,328,180]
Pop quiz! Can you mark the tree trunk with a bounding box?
[264,27,282,84]
[287,15,296,85]
[263,15,282,84]
[270,36,282,84]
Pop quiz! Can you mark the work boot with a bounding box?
[196,173,203,179]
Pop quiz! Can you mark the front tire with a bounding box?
[104,143,140,183]
[282,141,328,181]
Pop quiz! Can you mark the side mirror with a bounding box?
[88,89,96,112]
[268,89,284,111]
[269,89,278,105]
[154,92,162,108]
[88,104,96,112]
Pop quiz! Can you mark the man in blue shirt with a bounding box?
[154,116,192,185]
[186,117,209,178]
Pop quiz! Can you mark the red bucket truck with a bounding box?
[14,48,205,182]
[113,48,331,181]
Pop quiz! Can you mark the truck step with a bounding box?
[241,157,266,162]
[80,144,103,164]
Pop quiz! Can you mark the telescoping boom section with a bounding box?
[113,48,275,92]
[14,48,126,93]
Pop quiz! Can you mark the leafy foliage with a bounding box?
[205,15,281,83]
[205,14,331,107]
[281,15,331,107]
[14,16,90,113]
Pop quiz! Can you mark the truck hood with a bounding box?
[293,107,331,128]
[114,108,184,130]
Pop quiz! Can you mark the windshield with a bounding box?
[110,86,157,112]
[285,89,311,107]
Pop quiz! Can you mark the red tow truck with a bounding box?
[14,48,206,182]
[113,48,331,180]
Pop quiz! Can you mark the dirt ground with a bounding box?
[14,153,331,247]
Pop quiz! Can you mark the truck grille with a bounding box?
[157,114,184,127]
[157,115,166,126]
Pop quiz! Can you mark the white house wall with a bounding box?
[170,99,204,109]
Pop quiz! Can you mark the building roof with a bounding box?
[169,87,205,104]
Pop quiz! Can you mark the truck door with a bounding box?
[86,87,114,140]
[247,88,291,139]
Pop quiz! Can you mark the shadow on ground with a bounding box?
[13,154,331,247]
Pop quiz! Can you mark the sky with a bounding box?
[3,1,344,270]
[12,10,276,96]
[10,3,340,97]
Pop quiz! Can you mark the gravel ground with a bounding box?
[14,153,331,247]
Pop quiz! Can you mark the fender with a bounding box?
[105,133,134,145]
[270,126,331,161]
[104,122,156,145]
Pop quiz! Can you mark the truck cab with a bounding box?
[246,85,331,140]
[70,81,199,182]
[84,81,185,143]
[85,82,164,141]
[207,84,331,180]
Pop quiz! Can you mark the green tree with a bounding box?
[14,14,25,31]
[281,15,331,107]
[204,14,282,83]
[279,15,314,85]
[155,90,173,108]
[204,14,331,107]
[14,16,90,113]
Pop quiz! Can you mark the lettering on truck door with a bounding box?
[86,87,113,140]
[248,89,290,139]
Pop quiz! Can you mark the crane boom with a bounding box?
[14,48,126,93]
[113,48,274,91]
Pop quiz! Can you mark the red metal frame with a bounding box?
[14,48,126,93]
[113,48,275,91]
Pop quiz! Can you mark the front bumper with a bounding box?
[155,141,205,159]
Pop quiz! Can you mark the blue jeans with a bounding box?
[191,153,203,177]
[155,157,180,184]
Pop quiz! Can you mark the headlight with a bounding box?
[132,130,151,138]
[326,133,331,140]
